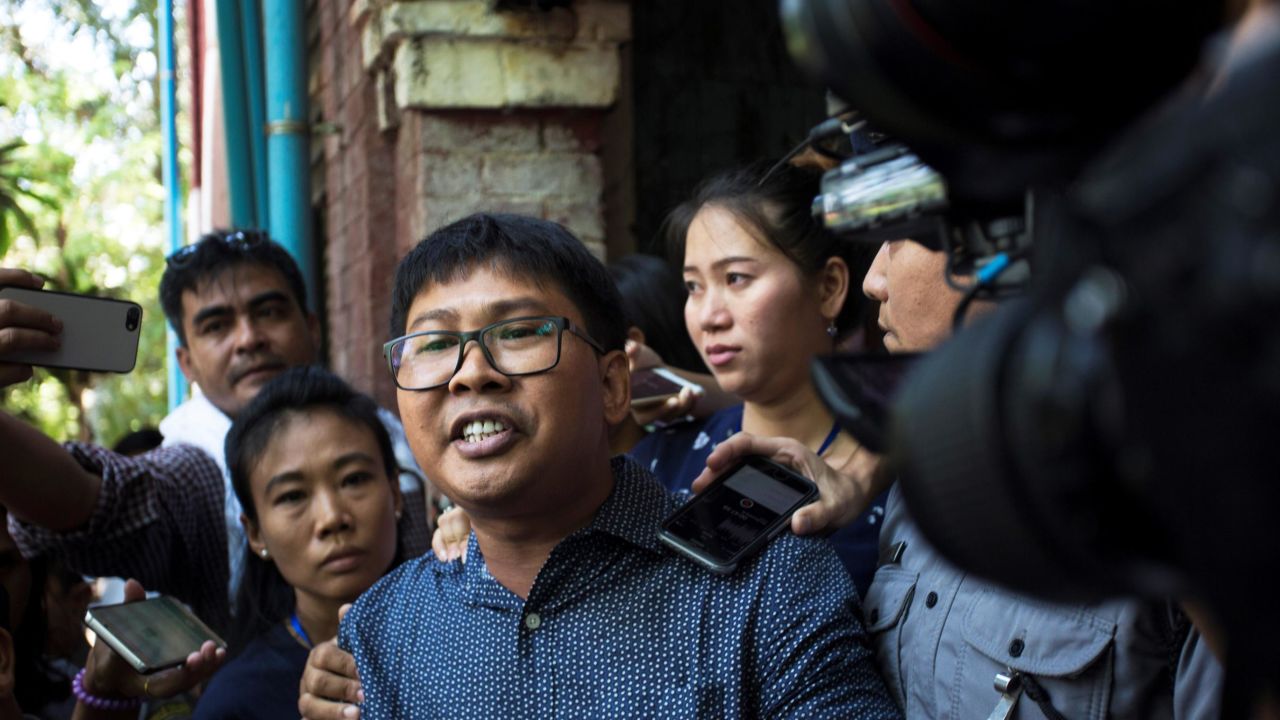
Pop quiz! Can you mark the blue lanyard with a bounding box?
[290,612,313,648]
[816,421,841,457]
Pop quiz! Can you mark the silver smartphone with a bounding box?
[630,367,702,408]
[0,286,142,373]
[658,456,818,574]
[84,596,226,674]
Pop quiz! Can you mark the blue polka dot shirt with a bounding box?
[339,456,900,719]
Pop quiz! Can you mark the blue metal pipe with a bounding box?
[159,0,187,410]
[213,0,257,227]
[262,0,314,307]
[240,0,270,228]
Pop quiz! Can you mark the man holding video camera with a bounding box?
[777,0,1280,713]
[694,0,1280,714]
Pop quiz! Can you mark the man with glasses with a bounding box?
[300,213,898,718]
[0,233,433,635]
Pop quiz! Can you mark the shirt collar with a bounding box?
[454,455,674,609]
[575,455,672,555]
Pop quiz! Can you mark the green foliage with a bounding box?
[0,0,175,445]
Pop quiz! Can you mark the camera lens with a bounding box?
[126,307,140,332]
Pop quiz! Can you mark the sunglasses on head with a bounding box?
[166,230,270,268]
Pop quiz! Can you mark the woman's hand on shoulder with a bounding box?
[431,507,470,562]
[299,605,363,720]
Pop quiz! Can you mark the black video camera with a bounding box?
[784,0,1280,708]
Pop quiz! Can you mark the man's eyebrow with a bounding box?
[190,290,293,328]
[247,290,292,310]
[191,304,232,328]
[684,256,760,273]
[407,296,553,331]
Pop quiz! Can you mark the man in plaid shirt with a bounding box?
[0,235,432,634]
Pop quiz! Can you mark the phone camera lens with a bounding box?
[125,307,140,331]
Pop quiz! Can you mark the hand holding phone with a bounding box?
[0,269,64,386]
[658,456,818,574]
[630,366,703,408]
[81,580,226,701]
[85,595,226,675]
[0,283,141,375]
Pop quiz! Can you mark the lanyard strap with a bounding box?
[816,421,841,457]
[290,612,314,648]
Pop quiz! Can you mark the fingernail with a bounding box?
[343,704,359,718]
[357,689,365,703]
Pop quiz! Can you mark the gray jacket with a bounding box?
[865,486,1223,719]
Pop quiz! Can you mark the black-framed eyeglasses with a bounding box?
[383,316,605,391]
[166,229,269,268]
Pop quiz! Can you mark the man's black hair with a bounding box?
[159,229,310,346]
[223,366,399,653]
[390,213,627,353]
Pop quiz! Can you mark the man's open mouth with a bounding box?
[461,418,508,444]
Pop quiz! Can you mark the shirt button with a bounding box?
[1009,638,1025,657]
[925,591,938,608]
[525,612,542,630]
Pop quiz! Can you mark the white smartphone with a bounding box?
[0,286,142,373]
[630,366,702,408]
[84,596,226,674]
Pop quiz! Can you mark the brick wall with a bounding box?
[312,0,402,407]
[311,0,630,410]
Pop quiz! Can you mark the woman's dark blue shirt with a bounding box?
[192,622,309,719]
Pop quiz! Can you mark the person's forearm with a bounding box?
[0,409,100,529]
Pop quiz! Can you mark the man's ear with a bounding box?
[175,343,195,383]
[818,256,851,324]
[306,312,322,354]
[0,627,15,702]
[600,350,632,426]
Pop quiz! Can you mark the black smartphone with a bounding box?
[84,596,225,674]
[811,353,920,454]
[658,456,818,574]
[630,367,702,408]
[0,286,142,373]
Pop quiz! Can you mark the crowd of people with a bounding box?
[6,1,1278,714]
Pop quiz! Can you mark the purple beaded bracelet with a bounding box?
[72,668,143,712]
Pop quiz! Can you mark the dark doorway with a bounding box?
[630,0,826,254]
